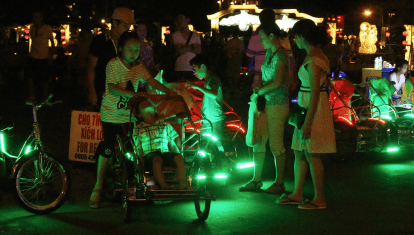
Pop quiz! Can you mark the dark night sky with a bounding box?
[0,0,411,34]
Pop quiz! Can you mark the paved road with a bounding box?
[1,69,414,235]
[1,150,414,235]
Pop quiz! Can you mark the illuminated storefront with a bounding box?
[207,5,324,33]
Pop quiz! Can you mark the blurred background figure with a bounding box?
[224,29,245,92]
[171,11,201,82]
[27,11,55,102]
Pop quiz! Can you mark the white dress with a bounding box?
[291,55,336,153]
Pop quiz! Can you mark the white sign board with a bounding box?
[68,111,104,163]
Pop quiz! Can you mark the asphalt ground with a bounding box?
[1,71,414,235]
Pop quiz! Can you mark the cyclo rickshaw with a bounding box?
[105,92,227,223]
[329,77,414,161]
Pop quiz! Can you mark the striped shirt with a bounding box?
[100,57,152,123]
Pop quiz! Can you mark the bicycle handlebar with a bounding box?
[26,94,63,109]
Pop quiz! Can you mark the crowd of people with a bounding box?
[78,6,338,211]
[11,5,413,212]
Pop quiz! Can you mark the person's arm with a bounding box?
[255,53,288,96]
[185,78,218,99]
[86,54,98,104]
[301,62,322,139]
[132,62,177,96]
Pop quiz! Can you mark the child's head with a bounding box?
[190,54,212,80]
[118,31,141,63]
[127,96,158,125]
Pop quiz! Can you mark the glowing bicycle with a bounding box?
[0,95,70,214]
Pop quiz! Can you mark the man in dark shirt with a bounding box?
[86,7,135,108]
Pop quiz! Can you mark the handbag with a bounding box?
[288,104,307,129]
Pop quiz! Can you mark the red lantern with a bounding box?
[339,35,343,38]
[62,41,67,45]
[385,32,390,37]
[378,42,382,45]
[327,28,331,34]
[24,29,30,34]
[402,40,408,45]
[60,28,65,33]
[61,36,66,40]
[403,31,409,37]
[24,35,29,40]
[166,30,170,34]
[97,31,102,35]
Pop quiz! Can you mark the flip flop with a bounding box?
[298,200,327,210]
[275,193,302,205]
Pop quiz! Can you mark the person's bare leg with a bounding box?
[274,151,286,185]
[252,152,265,181]
[152,156,168,189]
[89,155,110,206]
[306,152,326,206]
[284,150,307,202]
[173,154,187,187]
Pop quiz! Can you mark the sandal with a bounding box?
[275,193,302,205]
[264,182,285,195]
[298,200,326,210]
[239,180,263,192]
[88,188,102,209]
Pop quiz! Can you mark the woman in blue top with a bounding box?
[239,23,290,194]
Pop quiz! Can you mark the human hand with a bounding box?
[301,123,312,139]
[184,82,194,89]
[166,90,179,97]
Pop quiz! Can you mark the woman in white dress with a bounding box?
[276,19,336,209]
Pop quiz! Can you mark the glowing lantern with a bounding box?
[24,29,30,34]
[339,34,343,38]
[332,18,336,21]
[60,28,65,33]
[385,32,390,37]
[97,31,102,35]
[402,40,408,45]
[378,42,381,45]
[327,28,331,34]
[403,31,409,37]
[61,35,66,40]
[166,30,170,34]
[24,35,29,40]
[62,41,67,45]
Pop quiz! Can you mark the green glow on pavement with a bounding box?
[197,175,206,180]
[214,173,228,179]
[387,147,399,152]
[237,162,255,169]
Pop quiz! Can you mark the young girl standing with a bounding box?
[89,31,176,209]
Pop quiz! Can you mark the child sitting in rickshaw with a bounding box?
[128,96,189,190]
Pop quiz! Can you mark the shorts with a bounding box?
[144,151,180,169]
[98,122,123,158]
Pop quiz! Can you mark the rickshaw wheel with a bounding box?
[121,158,133,223]
[192,157,212,221]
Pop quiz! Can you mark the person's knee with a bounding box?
[269,145,285,157]
[173,154,184,164]
[152,156,162,165]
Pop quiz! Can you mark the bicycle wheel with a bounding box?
[192,157,212,221]
[13,152,69,215]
